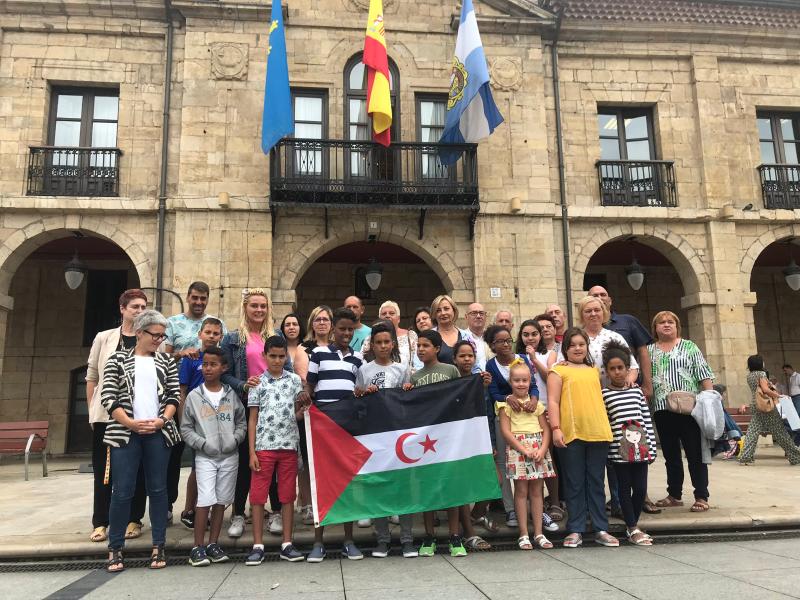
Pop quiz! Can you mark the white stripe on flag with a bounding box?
[459,91,490,141]
[355,416,492,475]
[454,10,481,62]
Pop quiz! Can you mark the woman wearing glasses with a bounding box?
[301,305,335,355]
[102,309,181,572]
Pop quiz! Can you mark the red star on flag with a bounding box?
[418,434,437,454]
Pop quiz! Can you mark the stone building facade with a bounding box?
[0,0,798,453]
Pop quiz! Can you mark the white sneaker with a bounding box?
[268,512,283,535]
[357,518,373,528]
[388,515,400,525]
[227,515,245,538]
[302,505,314,526]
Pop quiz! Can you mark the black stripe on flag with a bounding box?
[315,374,486,436]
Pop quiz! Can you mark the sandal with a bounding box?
[149,545,167,570]
[90,526,107,543]
[545,504,565,521]
[472,515,499,533]
[518,535,533,550]
[106,550,124,573]
[465,535,492,551]
[654,496,683,508]
[626,528,653,546]
[690,499,710,512]
[533,534,553,549]
[563,533,582,548]
[124,522,142,539]
[642,500,662,514]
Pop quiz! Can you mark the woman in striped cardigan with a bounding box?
[102,309,181,572]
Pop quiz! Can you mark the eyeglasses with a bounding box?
[142,330,167,341]
[467,311,487,317]
[313,317,330,323]
[493,338,513,346]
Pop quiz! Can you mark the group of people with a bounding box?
[84,281,797,572]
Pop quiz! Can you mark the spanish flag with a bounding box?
[363,0,392,147]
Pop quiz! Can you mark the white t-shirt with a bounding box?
[133,356,159,420]
[204,384,224,409]
[789,372,800,397]
[534,350,553,407]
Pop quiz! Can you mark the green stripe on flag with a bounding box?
[321,454,501,526]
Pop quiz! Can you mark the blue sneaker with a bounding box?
[280,543,305,562]
[189,545,210,567]
[341,541,363,560]
[245,546,265,566]
[307,543,326,563]
[205,543,229,563]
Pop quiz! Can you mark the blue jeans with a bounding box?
[108,432,171,550]
[558,440,610,534]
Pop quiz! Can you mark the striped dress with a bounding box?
[602,387,657,463]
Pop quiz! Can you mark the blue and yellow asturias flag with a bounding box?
[362,0,392,147]
[261,0,293,154]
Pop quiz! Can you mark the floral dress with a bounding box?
[739,370,800,465]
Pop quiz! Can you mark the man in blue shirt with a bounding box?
[344,296,371,352]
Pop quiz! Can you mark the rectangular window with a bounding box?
[49,87,119,166]
[758,113,800,165]
[291,89,328,176]
[416,95,448,179]
[597,108,655,161]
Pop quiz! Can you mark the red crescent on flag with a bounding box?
[395,432,421,464]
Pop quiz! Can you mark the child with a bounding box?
[180,347,246,566]
[453,340,497,550]
[304,307,364,562]
[602,341,656,546]
[498,360,557,550]
[407,330,466,557]
[354,322,416,559]
[246,336,307,566]
[548,328,618,548]
[178,317,224,530]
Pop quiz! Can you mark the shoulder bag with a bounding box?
[666,390,696,415]
[755,387,775,414]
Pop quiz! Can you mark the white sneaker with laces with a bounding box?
[227,515,245,538]
[388,515,400,525]
[268,512,284,534]
[357,518,373,528]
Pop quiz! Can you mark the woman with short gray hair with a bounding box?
[102,309,181,572]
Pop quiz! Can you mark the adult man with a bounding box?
[545,304,566,342]
[784,364,800,443]
[494,310,514,332]
[165,282,227,359]
[465,302,488,369]
[164,281,226,526]
[344,295,371,352]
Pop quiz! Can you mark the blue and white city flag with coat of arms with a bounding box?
[438,0,504,165]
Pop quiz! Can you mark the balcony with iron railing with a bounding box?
[596,160,677,207]
[269,139,478,210]
[27,146,122,197]
[757,164,800,210]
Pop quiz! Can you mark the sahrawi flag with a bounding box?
[306,375,499,526]
[438,0,504,165]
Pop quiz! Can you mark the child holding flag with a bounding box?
[498,360,556,550]
[407,330,467,557]
[354,321,416,558]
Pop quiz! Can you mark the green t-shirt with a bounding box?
[411,363,460,387]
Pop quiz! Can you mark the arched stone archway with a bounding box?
[0,216,153,297]
[572,225,710,298]
[741,224,800,288]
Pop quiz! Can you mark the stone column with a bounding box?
[0,292,13,383]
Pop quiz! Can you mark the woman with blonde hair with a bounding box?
[220,288,287,538]
[431,294,472,365]
[301,305,334,355]
[576,295,638,387]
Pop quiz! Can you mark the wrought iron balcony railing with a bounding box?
[757,164,800,210]
[596,159,677,207]
[27,146,121,197]
[269,138,478,209]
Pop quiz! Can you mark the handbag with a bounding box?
[666,390,696,415]
[755,388,775,414]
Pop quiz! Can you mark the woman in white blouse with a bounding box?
[577,296,639,387]
[361,300,421,372]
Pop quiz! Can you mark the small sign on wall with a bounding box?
[490,287,501,298]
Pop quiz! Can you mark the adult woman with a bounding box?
[102,310,181,572]
[280,313,309,382]
[302,305,334,355]
[361,301,420,371]
[648,311,714,512]
[86,289,148,543]
[739,355,800,465]
[413,307,434,334]
[534,314,560,356]
[430,295,470,365]
[578,296,638,387]
[221,289,287,538]
[549,328,617,548]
